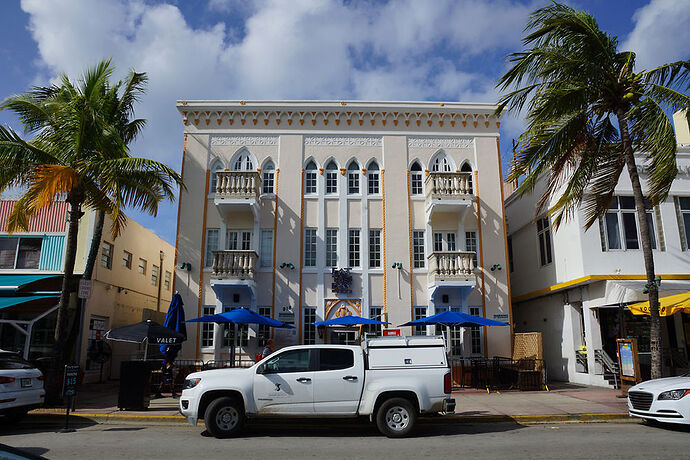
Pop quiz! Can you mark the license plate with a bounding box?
[21,378,32,388]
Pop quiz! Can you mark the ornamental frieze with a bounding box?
[211,135,278,146]
[304,136,382,147]
[407,136,474,149]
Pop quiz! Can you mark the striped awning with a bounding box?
[0,274,62,291]
[0,294,60,310]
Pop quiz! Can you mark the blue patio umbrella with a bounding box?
[314,315,390,326]
[186,308,294,328]
[399,310,509,327]
[160,292,187,356]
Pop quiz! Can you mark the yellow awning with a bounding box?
[628,292,690,316]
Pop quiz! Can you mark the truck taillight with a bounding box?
[444,371,452,394]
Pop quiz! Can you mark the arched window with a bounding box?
[367,161,380,195]
[325,161,338,194]
[347,161,360,194]
[431,152,453,172]
[232,149,254,171]
[461,162,473,194]
[305,161,317,194]
[262,160,275,195]
[210,159,224,194]
[410,162,423,195]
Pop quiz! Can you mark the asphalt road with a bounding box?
[2,419,689,460]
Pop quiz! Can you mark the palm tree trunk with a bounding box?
[83,210,105,280]
[617,108,663,380]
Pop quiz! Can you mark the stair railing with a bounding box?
[594,349,620,389]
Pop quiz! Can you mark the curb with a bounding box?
[26,410,633,427]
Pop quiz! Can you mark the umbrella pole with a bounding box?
[143,337,148,361]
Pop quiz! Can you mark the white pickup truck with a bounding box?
[180,336,455,438]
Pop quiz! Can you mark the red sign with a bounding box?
[383,329,401,337]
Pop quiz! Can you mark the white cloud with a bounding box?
[622,0,690,70]
[19,0,534,241]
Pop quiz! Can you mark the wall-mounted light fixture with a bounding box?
[391,262,403,269]
[280,262,295,270]
[490,264,502,271]
[179,262,192,271]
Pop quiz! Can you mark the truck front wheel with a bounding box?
[376,397,416,438]
[204,396,245,438]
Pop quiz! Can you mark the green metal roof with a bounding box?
[0,294,59,310]
[0,274,61,291]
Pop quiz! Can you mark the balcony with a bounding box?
[425,172,474,220]
[214,171,261,218]
[211,250,258,281]
[427,251,476,285]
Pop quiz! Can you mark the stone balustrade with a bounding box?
[215,171,261,199]
[427,251,475,281]
[211,250,258,280]
[425,172,473,200]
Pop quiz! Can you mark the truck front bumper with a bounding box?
[443,398,456,414]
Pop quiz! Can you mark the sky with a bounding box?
[0,0,689,245]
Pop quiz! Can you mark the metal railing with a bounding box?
[211,250,258,280]
[575,349,588,373]
[427,251,475,282]
[425,172,473,200]
[594,349,620,389]
[449,357,547,391]
[215,170,261,199]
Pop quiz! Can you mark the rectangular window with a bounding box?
[348,229,360,268]
[433,233,457,252]
[369,229,381,268]
[414,306,427,336]
[677,197,690,250]
[16,237,42,269]
[447,233,456,251]
[138,258,147,275]
[411,171,423,195]
[224,307,249,347]
[326,171,338,194]
[151,264,159,286]
[164,271,171,290]
[348,171,359,194]
[0,237,19,269]
[122,251,132,269]
[227,230,251,251]
[305,171,317,194]
[433,233,443,252]
[465,231,478,268]
[260,229,274,268]
[369,306,383,336]
[262,170,274,194]
[86,316,108,371]
[304,228,317,267]
[205,228,219,267]
[368,171,379,194]
[258,306,271,346]
[326,229,338,267]
[536,217,553,266]
[413,230,425,268]
[304,307,316,345]
[201,306,215,348]
[603,196,658,251]
[100,242,113,269]
[469,306,482,355]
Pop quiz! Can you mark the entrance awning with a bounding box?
[0,274,62,292]
[628,292,690,316]
[0,294,60,310]
[602,280,690,306]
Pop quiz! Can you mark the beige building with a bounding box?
[174,101,512,362]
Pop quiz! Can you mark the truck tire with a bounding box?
[204,396,245,438]
[376,397,416,438]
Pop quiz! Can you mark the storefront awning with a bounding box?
[628,292,690,316]
[0,274,62,292]
[0,294,60,310]
[602,280,690,306]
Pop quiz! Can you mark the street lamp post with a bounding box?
[157,250,165,312]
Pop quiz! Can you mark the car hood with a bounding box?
[631,376,690,392]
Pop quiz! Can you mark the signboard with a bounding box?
[275,306,297,345]
[383,329,401,337]
[493,313,510,322]
[62,365,79,397]
[78,279,92,299]
[617,338,641,386]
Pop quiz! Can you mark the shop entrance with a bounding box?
[328,329,358,345]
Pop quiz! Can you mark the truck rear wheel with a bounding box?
[376,397,416,438]
[204,396,245,438]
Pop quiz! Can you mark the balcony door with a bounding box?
[232,150,254,171]
[431,153,453,172]
[226,230,252,250]
[433,232,457,252]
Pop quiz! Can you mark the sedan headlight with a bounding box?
[657,389,690,400]
[183,378,201,390]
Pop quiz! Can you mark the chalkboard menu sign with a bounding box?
[63,365,79,397]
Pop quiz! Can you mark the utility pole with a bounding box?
[157,250,164,312]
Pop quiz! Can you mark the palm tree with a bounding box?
[496,2,690,379]
[0,60,183,395]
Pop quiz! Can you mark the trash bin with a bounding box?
[118,360,154,410]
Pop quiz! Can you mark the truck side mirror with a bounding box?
[256,364,265,374]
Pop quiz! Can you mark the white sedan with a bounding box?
[0,350,45,423]
[628,373,690,425]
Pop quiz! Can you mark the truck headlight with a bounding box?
[183,378,201,390]
[657,389,690,400]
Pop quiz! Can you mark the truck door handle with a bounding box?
[343,376,358,381]
[296,377,311,383]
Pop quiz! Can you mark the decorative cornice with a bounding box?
[407,136,474,149]
[304,135,382,147]
[211,135,278,146]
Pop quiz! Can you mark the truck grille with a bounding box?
[628,391,653,411]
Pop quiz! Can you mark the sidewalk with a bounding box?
[28,381,631,425]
